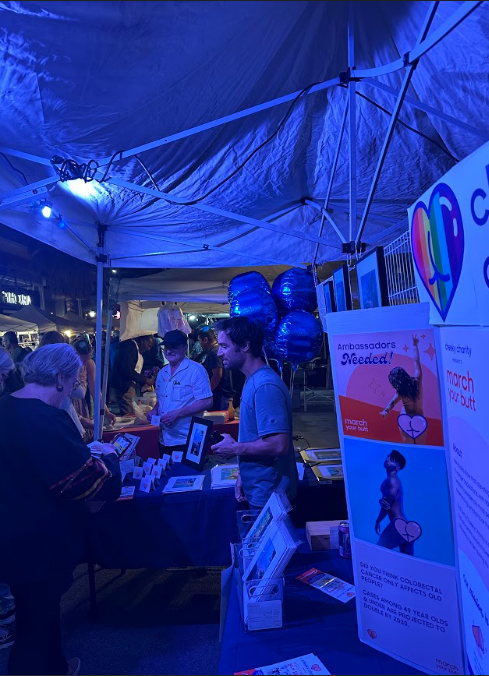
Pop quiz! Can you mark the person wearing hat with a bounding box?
[147,330,212,458]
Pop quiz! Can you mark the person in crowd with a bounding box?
[112,335,156,416]
[72,338,116,440]
[0,341,22,395]
[143,334,166,372]
[0,348,15,651]
[0,344,122,675]
[2,332,31,365]
[39,331,67,347]
[189,329,204,362]
[198,326,233,411]
[147,330,212,458]
[211,317,297,510]
[39,332,85,438]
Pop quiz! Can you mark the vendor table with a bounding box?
[86,463,347,570]
[218,539,421,676]
[85,462,347,618]
[102,419,240,461]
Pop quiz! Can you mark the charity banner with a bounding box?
[408,139,489,326]
[329,306,444,447]
[327,305,464,674]
[354,540,463,675]
[438,327,489,674]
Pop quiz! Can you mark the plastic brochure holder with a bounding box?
[236,508,262,542]
[232,543,283,632]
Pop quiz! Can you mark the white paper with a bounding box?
[296,462,305,481]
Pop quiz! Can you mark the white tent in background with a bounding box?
[0,1,487,436]
[0,313,38,335]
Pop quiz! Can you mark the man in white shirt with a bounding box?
[148,330,212,458]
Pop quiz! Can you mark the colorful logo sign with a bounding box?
[411,183,464,321]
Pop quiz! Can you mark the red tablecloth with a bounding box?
[102,420,240,461]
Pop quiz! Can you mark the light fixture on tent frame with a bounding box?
[29,198,68,229]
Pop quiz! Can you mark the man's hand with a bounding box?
[211,433,239,460]
[379,409,389,418]
[235,473,246,502]
[161,409,181,427]
[412,334,419,347]
[375,522,381,535]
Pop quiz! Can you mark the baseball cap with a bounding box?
[162,330,188,347]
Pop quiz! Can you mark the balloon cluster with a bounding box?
[228,268,322,367]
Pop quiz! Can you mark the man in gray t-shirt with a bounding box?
[211,317,297,508]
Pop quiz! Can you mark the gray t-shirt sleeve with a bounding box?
[254,383,290,438]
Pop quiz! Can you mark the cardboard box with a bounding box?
[306,520,342,551]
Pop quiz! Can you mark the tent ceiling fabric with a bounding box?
[0,1,487,268]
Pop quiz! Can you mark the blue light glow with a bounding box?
[41,203,52,218]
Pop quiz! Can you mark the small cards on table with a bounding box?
[297,568,355,603]
[151,415,161,426]
[171,450,183,463]
[117,486,135,501]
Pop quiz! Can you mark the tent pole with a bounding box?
[348,0,357,246]
[101,300,113,425]
[93,256,104,441]
[355,0,440,247]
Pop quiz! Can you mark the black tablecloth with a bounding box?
[218,539,422,675]
[86,462,347,569]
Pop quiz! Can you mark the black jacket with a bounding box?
[112,339,147,392]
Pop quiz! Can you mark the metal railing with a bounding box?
[384,231,420,306]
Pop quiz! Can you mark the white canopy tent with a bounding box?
[0,0,487,436]
[0,313,38,335]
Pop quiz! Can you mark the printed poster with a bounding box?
[327,305,464,675]
[332,327,444,447]
[408,139,489,327]
[439,327,489,674]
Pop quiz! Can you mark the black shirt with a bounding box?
[112,339,147,391]
[203,344,233,410]
[0,396,121,584]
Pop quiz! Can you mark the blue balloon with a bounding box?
[228,271,270,303]
[271,268,317,315]
[229,289,278,336]
[274,310,323,365]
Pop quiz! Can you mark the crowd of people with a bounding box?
[0,317,297,675]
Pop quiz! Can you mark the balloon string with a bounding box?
[263,349,269,366]
[289,365,297,398]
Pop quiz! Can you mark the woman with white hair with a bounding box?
[0,344,121,676]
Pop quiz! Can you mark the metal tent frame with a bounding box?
[0,0,484,438]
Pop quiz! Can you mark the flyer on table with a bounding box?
[439,326,489,674]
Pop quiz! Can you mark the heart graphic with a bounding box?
[411,182,464,321]
[367,629,378,640]
[394,518,422,543]
[397,413,428,440]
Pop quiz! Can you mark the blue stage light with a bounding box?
[41,203,52,218]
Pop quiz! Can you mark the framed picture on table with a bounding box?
[316,279,336,331]
[356,246,389,309]
[333,264,352,312]
[182,416,213,472]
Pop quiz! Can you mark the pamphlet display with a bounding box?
[438,326,489,674]
[327,304,464,675]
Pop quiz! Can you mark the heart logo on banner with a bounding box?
[367,629,378,640]
[397,414,428,440]
[411,182,464,321]
[394,518,422,543]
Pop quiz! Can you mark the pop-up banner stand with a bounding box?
[327,303,464,675]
